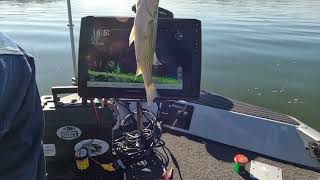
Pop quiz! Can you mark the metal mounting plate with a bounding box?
[250,160,282,180]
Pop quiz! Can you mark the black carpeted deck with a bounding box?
[47,131,320,180]
[126,131,320,180]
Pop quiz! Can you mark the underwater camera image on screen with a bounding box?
[86,27,183,90]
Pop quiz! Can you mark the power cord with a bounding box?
[113,101,163,166]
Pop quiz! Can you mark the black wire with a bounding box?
[163,145,183,180]
[114,106,162,165]
[156,101,161,118]
[154,140,169,167]
[87,99,100,147]
[111,100,184,179]
[116,100,131,112]
[87,99,168,174]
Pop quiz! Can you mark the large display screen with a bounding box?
[78,16,201,100]
[86,27,183,90]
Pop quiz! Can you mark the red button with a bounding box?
[234,154,249,165]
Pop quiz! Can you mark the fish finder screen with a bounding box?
[86,27,184,90]
[78,17,201,99]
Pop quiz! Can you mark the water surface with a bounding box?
[1,0,320,130]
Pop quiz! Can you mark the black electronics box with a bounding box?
[159,101,194,130]
[42,87,116,179]
[78,16,202,100]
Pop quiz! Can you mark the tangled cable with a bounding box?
[113,102,163,165]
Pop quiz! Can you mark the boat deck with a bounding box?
[129,130,320,180]
[48,130,320,180]
[45,92,319,179]
[192,91,299,125]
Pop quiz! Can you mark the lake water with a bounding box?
[1,0,319,130]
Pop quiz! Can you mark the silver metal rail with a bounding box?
[67,0,77,80]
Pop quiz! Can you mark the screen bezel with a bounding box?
[78,16,201,100]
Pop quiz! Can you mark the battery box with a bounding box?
[42,86,118,179]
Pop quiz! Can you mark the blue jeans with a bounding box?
[0,33,46,180]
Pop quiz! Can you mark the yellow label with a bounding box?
[76,158,89,170]
[101,163,116,172]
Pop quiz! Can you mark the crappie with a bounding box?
[129,0,160,105]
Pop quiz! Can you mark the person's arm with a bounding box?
[0,54,32,139]
[0,33,46,180]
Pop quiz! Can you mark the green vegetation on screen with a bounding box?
[88,70,179,84]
